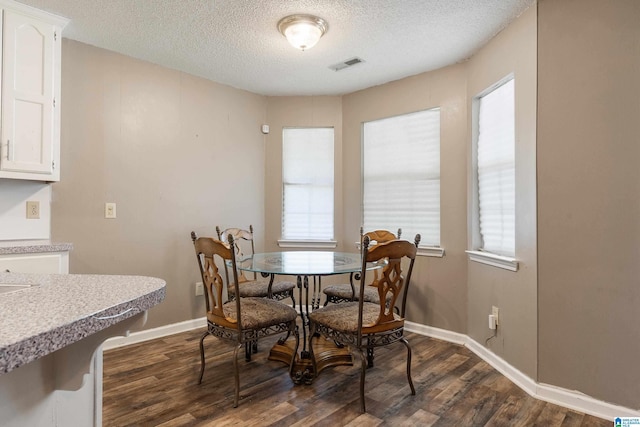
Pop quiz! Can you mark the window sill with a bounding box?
[355,242,445,258]
[418,246,445,258]
[466,250,518,271]
[277,240,338,249]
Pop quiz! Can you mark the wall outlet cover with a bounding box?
[492,306,500,325]
[26,201,40,219]
[105,202,117,219]
[488,314,497,330]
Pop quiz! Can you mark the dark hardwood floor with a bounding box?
[103,329,610,426]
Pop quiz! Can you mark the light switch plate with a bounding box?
[105,202,117,219]
[26,201,40,219]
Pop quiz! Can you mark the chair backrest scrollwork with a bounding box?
[216,225,259,297]
[192,232,243,333]
[357,233,420,344]
[360,227,402,283]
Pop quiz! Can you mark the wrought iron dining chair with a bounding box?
[308,233,420,413]
[217,225,296,304]
[323,227,401,305]
[217,225,297,360]
[191,231,299,408]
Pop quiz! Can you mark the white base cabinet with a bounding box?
[0,252,69,273]
[0,313,148,427]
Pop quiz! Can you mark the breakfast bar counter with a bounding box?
[0,272,165,374]
[0,271,166,427]
[0,241,74,255]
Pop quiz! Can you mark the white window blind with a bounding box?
[363,109,440,246]
[477,79,515,257]
[282,127,334,240]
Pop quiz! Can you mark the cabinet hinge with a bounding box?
[54,31,57,41]
[52,160,56,170]
[53,98,56,108]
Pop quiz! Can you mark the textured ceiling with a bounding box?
[16,0,535,96]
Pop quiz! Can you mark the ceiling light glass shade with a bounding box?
[278,14,328,51]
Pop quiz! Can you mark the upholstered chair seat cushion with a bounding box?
[323,283,392,304]
[309,301,400,333]
[218,297,298,329]
[229,278,296,298]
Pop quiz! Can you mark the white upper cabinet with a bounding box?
[0,3,67,181]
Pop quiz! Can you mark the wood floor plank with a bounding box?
[532,403,570,427]
[344,413,383,426]
[395,408,440,426]
[440,384,499,426]
[560,410,586,427]
[508,396,548,425]
[155,413,197,427]
[195,414,245,427]
[102,328,612,427]
[581,415,614,426]
[240,402,299,427]
[484,394,526,426]
[426,360,495,417]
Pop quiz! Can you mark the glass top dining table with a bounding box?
[234,251,383,384]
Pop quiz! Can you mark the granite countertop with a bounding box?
[0,241,73,255]
[0,272,165,374]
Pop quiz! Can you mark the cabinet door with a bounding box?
[0,252,69,273]
[0,11,58,177]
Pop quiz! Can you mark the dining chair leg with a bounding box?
[356,348,368,413]
[233,343,242,408]
[198,331,208,384]
[400,337,416,395]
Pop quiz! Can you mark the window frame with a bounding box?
[468,75,519,271]
[361,108,444,258]
[279,126,336,248]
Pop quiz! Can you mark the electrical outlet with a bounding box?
[105,202,117,219]
[492,306,500,326]
[195,282,204,296]
[26,201,40,219]
[488,314,497,330]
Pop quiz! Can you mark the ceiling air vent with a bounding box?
[329,57,365,72]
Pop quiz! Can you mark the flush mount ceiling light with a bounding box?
[277,14,328,51]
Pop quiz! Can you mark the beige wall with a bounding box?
[52,39,268,329]
[342,65,469,332]
[537,0,640,408]
[466,7,538,378]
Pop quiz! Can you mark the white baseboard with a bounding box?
[405,321,467,346]
[104,318,638,420]
[534,382,640,421]
[102,317,206,351]
[405,321,639,421]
